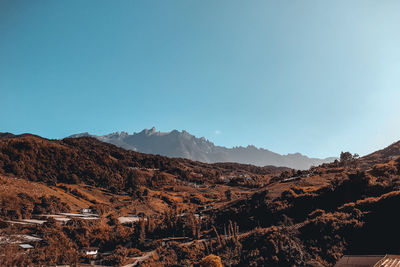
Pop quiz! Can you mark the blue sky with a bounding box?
[1,1,400,158]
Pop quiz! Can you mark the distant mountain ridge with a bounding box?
[69,128,336,169]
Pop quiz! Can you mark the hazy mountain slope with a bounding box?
[70,128,335,169]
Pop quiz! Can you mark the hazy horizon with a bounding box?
[5,126,392,160]
[2,0,400,158]
[69,127,342,159]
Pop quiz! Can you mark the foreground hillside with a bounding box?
[1,134,400,266]
[70,128,335,169]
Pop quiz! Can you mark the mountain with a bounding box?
[69,127,336,169]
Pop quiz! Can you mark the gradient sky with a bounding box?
[1,1,400,158]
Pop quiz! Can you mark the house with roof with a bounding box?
[335,255,400,267]
[19,243,34,250]
[81,247,99,256]
[80,208,93,214]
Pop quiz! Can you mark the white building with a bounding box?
[81,247,99,256]
[19,244,34,250]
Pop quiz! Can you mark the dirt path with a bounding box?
[123,250,156,266]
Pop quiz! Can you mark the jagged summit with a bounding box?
[69,128,335,169]
[138,127,157,135]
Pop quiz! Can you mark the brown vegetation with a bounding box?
[1,134,400,266]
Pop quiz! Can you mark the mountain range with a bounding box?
[69,127,336,169]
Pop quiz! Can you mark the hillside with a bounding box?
[0,134,285,192]
[1,133,400,266]
[70,128,336,169]
[358,140,400,169]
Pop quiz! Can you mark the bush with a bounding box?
[200,254,223,267]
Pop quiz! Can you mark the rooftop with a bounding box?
[19,244,34,249]
[335,255,400,267]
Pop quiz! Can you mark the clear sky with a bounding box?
[1,1,400,158]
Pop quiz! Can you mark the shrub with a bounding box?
[200,254,223,267]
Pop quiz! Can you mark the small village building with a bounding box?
[4,220,33,226]
[58,212,99,219]
[80,208,93,214]
[81,247,99,256]
[0,234,42,245]
[280,176,301,183]
[53,217,71,224]
[118,216,143,224]
[20,219,47,225]
[19,244,34,250]
[335,255,400,267]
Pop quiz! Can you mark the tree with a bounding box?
[200,254,223,267]
[340,152,353,163]
[340,152,359,167]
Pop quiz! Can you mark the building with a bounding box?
[80,208,93,214]
[81,247,99,256]
[335,255,400,267]
[0,234,42,245]
[280,176,301,183]
[19,244,34,250]
[118,216,142,224]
